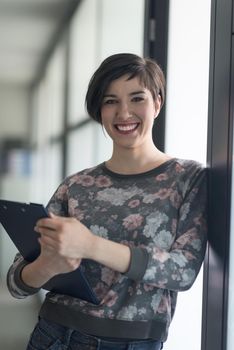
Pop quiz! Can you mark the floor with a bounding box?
[0,281,41,350]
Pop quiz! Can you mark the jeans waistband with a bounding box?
[38,317,163,347]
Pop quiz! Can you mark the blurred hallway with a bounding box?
[0,282,40,350]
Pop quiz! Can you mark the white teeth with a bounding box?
[116,123,138,131]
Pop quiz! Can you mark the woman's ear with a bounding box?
[154,94,162,119]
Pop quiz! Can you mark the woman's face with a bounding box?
[100,75,161,151]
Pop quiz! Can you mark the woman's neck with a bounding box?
[105,145,172,175]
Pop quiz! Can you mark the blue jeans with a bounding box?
[26,318,163,350]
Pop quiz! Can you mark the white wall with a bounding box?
[165,1,211,350]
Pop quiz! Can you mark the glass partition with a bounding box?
[46,41,66,137]
[67,123,96,176]
[68,0,98,125]
[30,38,66,203]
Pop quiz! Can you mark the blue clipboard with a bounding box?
[0,199,99,304]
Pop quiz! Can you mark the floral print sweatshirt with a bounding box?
[7,158,207,342]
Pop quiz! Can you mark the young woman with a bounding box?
[7,53,207,350]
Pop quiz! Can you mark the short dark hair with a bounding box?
[85,53,166,124]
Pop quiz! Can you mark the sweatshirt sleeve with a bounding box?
[125,167,208,292]
[7,253,40,298]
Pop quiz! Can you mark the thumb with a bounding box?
[48,211,57,219]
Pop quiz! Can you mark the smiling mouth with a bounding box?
[114,123,139,133]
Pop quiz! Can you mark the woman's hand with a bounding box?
[34,213,95,272]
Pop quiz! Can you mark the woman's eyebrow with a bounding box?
[103,94,116,98]
[130,90,145,96]
[103,90,145,98]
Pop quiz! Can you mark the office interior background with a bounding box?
[0,0,233,349]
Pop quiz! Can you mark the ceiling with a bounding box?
[0,0,77,86]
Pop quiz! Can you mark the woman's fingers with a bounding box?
[35,219,56,231]
[35,214,76,232]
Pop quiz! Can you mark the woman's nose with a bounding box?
[116,102,132,119]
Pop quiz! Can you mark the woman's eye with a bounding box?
[103,99,117,105]
[132,96,144,102]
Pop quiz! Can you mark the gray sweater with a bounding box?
[7,158,207,342]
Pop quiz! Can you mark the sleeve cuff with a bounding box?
[124,247,149,281]
[14,260,41,295]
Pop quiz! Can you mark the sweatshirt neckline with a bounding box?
[100,158,177,179]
